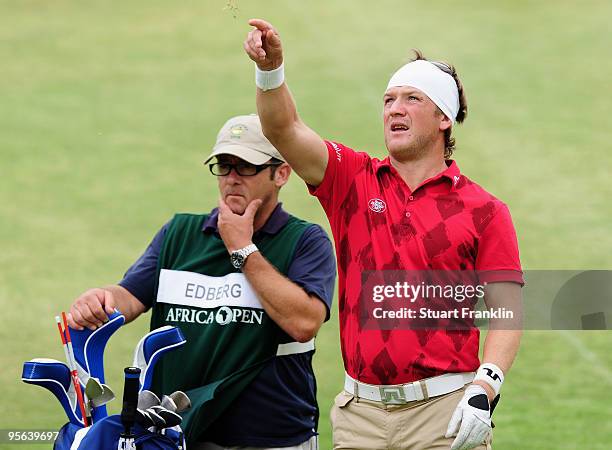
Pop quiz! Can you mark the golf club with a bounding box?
[152,407,182,429]
[160,395,177,412]
[137,389,160,410]
[85,377,115,409]
[58,314,89,427]
[169,391,191,413]
[144,408,166,433]
[118,367,140,450]
[135,408,156,429]
[68,310,125,422]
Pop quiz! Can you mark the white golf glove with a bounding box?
[445,384,492,450]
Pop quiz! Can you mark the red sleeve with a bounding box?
[307,140,370,214]
[476,203,524,285]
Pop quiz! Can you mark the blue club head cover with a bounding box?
[69,310,125,384]
[132,326,186,392]
[22,359,84,426]
[67,310,125,421]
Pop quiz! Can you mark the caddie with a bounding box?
[67,114,336,450]
[244,19,523,450]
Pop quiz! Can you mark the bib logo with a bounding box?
[368,198,386,213]
[165,306,264,326]
[215,306,233,325]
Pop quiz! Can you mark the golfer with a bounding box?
[244,19,523,450]
[67,114,335,449]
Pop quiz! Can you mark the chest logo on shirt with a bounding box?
[368,198,387,213]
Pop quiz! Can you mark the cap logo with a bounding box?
[230,124,247,138]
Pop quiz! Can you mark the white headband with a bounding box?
[386,60,459,124]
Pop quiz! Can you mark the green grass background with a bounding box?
[1,0,611,448]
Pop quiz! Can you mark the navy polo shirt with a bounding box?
[119,203,336,447]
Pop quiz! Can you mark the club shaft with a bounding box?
[60,313,89,427]
[55,318,72,368]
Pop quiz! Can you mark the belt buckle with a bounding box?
[379,385,407,405]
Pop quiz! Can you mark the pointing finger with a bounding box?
[248,18,275,33]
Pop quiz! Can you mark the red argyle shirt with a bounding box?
[309,141,523,385]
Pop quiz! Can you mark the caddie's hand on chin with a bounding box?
[244,18,283,70]
[218,198,262,253]
[445,384,492,450]
[69,288,115,331]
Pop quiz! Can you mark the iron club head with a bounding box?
[135,408,155,428]
[138,390,160,410]
[169,391,191,413]
[90,383,115,408]
[85,378,103,399]
[145,408,166,428]
[157,409,182,428]
[160,395,177,412]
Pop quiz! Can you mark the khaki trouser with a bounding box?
[331,386,492,450]
[192,435,319,450]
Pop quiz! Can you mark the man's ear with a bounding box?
[439,113,452,132]
[274,163,291,188]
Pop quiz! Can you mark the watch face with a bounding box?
[231,252,244,269]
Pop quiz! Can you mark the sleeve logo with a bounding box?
[330,142,342,162]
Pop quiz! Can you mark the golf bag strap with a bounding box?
[276,339,315,356]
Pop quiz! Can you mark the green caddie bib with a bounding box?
[149,212,311,443]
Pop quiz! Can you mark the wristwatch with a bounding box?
[230,244,259,269]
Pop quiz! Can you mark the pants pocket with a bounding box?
[330,391,356,448]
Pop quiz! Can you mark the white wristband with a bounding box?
[474,363,504,396]
[255,63,285,91]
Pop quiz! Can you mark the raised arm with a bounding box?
[244,19,328,187]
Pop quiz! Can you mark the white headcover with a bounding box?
[386,60,459,124]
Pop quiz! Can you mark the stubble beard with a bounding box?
[386,131,436,162]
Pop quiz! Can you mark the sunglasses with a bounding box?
[208,162,282,177]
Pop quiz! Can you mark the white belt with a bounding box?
[276,338,315,356]
[344,371,475,404]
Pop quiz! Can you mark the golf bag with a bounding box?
[22,312,189,450]
[54,415,185,450]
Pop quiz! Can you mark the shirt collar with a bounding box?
[375,157,462,190]
[202,202,289,235]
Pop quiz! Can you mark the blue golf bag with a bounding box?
[22,311,189,450]
[54,415,185,450]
